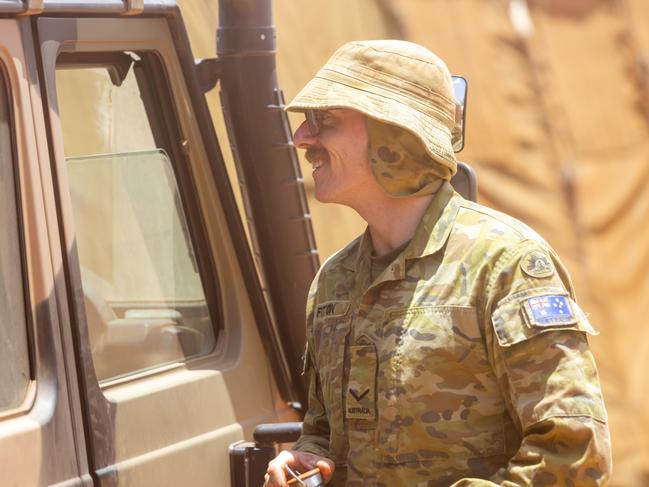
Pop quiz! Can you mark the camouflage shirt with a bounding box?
[293,182,612,486]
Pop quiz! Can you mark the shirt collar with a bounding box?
[343,180,461,273]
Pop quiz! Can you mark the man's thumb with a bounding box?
[315,459,335,483]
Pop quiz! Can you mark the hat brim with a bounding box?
[286,74,457,176]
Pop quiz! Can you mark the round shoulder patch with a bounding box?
[520,250,555,278]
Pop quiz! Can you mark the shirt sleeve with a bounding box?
[292,341,332,458]
[292,278,332,459]
[451,240,612,486]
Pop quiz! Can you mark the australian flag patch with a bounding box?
[524,295,575,327]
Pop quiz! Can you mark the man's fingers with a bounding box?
[264,450,334,486]
[264,450,295,487]
[315,458,335,483]
[264,463,286,487]
[265,462,288,487]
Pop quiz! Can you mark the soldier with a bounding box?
[265,40,612,486]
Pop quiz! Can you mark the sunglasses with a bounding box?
[305,109,325,136]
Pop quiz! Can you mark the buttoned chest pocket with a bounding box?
[312,300,351,461]
[378,306,505,466]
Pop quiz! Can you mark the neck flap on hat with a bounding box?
[367,118,452,198]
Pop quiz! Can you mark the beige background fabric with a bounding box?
[178,1,648,484]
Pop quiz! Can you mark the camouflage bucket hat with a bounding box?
[286,40,460,177]
[366,118,449,197]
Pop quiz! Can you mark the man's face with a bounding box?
[293,108,376,206]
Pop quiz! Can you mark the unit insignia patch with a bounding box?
[521,250,555,279]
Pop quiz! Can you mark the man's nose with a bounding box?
[293,120,316,149]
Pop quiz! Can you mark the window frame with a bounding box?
[47,35,224,388]
[0,59,36,417]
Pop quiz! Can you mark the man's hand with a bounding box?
[264,449,335,486]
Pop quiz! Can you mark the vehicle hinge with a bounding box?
[121,0,144,16]
[19,0,44,15]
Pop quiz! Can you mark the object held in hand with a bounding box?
[285,465,324,487]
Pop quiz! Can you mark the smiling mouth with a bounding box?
[305,147,329,172]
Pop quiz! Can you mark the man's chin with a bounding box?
[314,193,331,204]
[314,188,336,204]
[314,192,353,208]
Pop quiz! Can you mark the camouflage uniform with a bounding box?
[293,181,611,486]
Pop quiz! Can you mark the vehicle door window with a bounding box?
[55,52,217,381]
[0,65,31,411]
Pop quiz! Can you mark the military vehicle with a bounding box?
[0,0,472,485]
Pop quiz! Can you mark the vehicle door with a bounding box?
[36,10,294,485]
[0,16,90,487]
